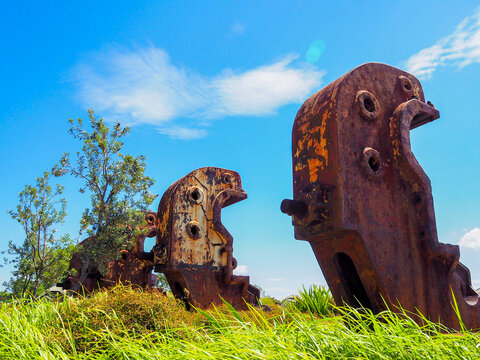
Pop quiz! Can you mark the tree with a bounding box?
[54,109,156,272]
[5,171,74,297]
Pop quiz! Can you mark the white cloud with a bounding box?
[157,126,207,140]
[233,264,249,275]
[209,55,324,118]
[459,227,480,249]
[74,47,324,139]
[405,6,480,79]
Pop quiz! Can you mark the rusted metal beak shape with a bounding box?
[153,167,259,309]
[282,62,479,330]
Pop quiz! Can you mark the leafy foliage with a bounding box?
[54,109,156,272]
[4,171,74,296]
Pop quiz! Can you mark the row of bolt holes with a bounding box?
[362,82,426,236]
[363,76,413,172]
[360,76,413,117]
[358,77,414,175]
[186,174,233,240]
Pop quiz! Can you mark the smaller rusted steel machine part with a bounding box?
[281,62,480,330]
[152,167,260,309]
[60,212,158,293]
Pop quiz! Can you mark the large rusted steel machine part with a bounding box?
[60,212,158,293]
[152,167,260,309]
[281,62,479,330]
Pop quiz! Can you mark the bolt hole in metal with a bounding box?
[191,189,200,200]
[364,98,376,112]
[222,174,232,184]
[368,156,380,172]
[189,187,204,204]
[356,90,380,120]
[146,214,155,225]
[363,147,384,179]
[398,75,414,95]
[186,221,201,240]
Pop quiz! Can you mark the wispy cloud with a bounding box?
[233,264,249,275]
[73,47,324,139]
[459,227,480,249]
[405,6,480,79]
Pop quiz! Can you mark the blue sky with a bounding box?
[1,1,480,299]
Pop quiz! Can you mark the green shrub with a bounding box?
[54,285,198,351]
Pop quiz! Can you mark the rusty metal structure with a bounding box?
[152,167,260,309]
[61,167,259,310]
[281,62,480,330]
[60,212,158,293]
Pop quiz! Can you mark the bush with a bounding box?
[54,285,198,352]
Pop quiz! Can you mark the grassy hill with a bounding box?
[0,285,478,359]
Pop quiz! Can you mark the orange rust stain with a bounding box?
[294,108,330,180]
[307,158,323,183]
[389,116,401,159]
[295,161,306,172]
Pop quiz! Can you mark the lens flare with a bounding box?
[305,39,326,64]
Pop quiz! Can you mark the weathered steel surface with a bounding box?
[282,62,480,329]
[60,212,158,293]
[153,167,260,309]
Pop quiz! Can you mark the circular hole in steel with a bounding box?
[356,90,380,121]
[368,156,380,172]
[190,226,198,236]
[362,147,385,179]
[189,187,204,204]
[404,79,412,90]
[222,174,232,184]
[186,221,201,240]
[398,75,414,95]
[191,189,200,201]
[364,98,376,112]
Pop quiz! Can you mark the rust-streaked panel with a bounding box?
[153,167,259,309]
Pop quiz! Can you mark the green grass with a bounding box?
[0,285,478,359]
[283,284,334,316]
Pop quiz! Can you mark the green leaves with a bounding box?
[56,109,156,272]
[5,171,73,297]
